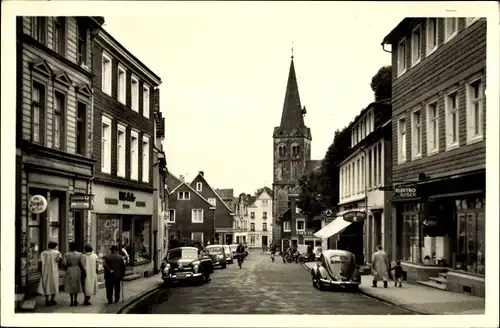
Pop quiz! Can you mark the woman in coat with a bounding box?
[371,245,390,288]
[37,240,63,306]
[64,242,85,306]
[82,244,99,306]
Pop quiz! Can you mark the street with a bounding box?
[130,252,412,314]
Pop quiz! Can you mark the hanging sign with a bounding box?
[70,194,94,210]
[343,211,366,223]
[28,195,48,214]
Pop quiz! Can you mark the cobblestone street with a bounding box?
[130,252,412,314]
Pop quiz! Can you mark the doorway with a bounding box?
[73,210,84,251]
[262,236,268,248]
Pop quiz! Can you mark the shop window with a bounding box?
[401,204,420,263]
[96,216,120,271]
[133,218,151,264]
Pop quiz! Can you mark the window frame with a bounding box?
[177,191,190,200]
[426,18,439,56]
[397,37,407,77]
[283,221,291,232]
[191,209,204,223]
[142,134,150,183]
[445,89,460,151]
[263,222,268,231]
[101,52,112,96]
[208,198,216,207]
[101,115,112,174]
[76,20,87,65]
[167,209,176,223]
[426,100,440,156]
[130,129,139,180]
[196,182,202,192]
[53,17,66,57]
[250,222,255,231]
[466,76,485,144]
[31,80,46,145]
[466,17,480,27]
[191,232,204,244]
[32,17,47,45]
[411,24,422,67]
[52,90,67,151]
[131,75,140,112]
[397,116,407,164]
[444,18,458,43]
[117,64,127,105]
[411,108,423,160]
[296,218,305,232]
[143,84,150,118]
[116,123,127,178]
[76,101,87,156]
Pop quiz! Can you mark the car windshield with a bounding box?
[205,246,223,254]
[314,247,322,252]
[329,254,351,264]
[167,249,198,261]
[222,246,230,252]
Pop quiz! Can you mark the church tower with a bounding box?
[272,52,312,247]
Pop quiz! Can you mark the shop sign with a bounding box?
[136,201,146,207]
[105,198,119,205]
[123,204,130,209]
[343,211,366,223]
[323,209,335,223]
[70,194,93,210]
[394,186,418,199]
[28,195,48,214]
[297,230,314,236]
[119,191,136,202]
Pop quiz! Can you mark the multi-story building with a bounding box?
[246,189,273,249]
[382,17,486,297]
[272,54,313,251]
[90,27,162,279]
[233,193,252,244]
[315,101,392,266]
[16,16,104,293]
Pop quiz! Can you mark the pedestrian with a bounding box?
[390,260,403,287]
[63,242,86,306]
[103,245,126,304]
[82,244,99,305]
[371,245,390,288]
[37,240,63,306]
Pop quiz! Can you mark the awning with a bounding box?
[314,208,365,239]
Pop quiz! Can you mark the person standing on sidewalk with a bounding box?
[390,260,404,287]
[63,242,86,306]
[103,245,126,304]
[82,244,99,305]
[37,241,63,306]
[371,245,390,288]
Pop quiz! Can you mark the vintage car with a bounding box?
[310,249,361,292]
[160,247,213,284]
[313,246,322,260]
[222,245,234,264]
[229,244,238,256]
[205,245,227,269]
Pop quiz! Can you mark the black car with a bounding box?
[204,245,227,269]
[310,249,361,292]
[161,247,213,284]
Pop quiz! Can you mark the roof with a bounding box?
[346,99,392,131]
[166,173,183,190]
[215,188,234,200]
[381,18,412,45]
[169,182,214,207]
[191,173,235,214]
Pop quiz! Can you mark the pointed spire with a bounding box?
[279,51,305,134]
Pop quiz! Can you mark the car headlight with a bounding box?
[193,264,199,273]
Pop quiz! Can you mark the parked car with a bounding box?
[222,245,234,264]
[160,247,213,285]
[310,249,361,292]
[313,246,322,260]
[205,245,227,269]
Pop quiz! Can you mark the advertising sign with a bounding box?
[394,186,418,199]
[343,211,366,223]
[28,195,48,214]
[70,194,94,210]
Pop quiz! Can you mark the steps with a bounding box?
[417,271,448,291]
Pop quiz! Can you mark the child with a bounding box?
[391,260,403,287]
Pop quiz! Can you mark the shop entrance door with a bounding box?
[73,211,84,251]
[122,216,133,272]
[262,236,268,248]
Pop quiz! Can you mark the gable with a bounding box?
[30,60,53,77]
[190,173,235,214]
[273,126,288,138]
[166,173,183,190]
[169,182,212,207]
[76,83,92,97]
[290,127,305,138]
[53,71,73,87]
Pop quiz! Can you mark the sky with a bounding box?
[100,3,404,196]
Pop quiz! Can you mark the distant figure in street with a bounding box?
[64,242,85,306]
[82,244,99,305]
[103,245,126,304]
[391,260,403,288]
[38,241,63,306]
[371,245,390,288]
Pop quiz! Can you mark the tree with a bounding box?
[297,169,326,219]
[254,186,273,198]
[370,65,392,101]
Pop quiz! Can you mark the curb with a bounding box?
[116,284,164,314]
[301,262,426,315]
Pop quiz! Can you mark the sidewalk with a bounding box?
[31,274,163,314]
[303,262,485,315]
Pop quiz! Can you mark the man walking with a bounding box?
[371,245,390,288]
[103,245,126,304]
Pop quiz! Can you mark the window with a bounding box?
[208,198,216,207]
[191,209,204,223]
[373,147,378,186]
[377,143,382,186]
[283,221,291,232]
[401,204,420,263]
[263,212,267,219]
[117,65,127,104]
[397,117,407,163]
[411,25,421,66]
[191,232,204,244]
[196,182,202,191]
[263,223,268,231]
[250,212,255,219]
[143,85,150,118]
[167,209,175,223]
[53,91,65,150]
[250,223,255,231]
[76,102,86,155]
[466,78,484,143]
[32,17,47,44]
[356,158,360,193]
[142,135,150,183]
[262,200,268,206]
[77,20,87,65]
[131,76,139,112]
[101,116,112,174]
[397,38,407,76]
[426,18,438,55]
[130,130,139,180]
[178,191,190,200]
[101,52,112,95]
[411,109,422,159]
[32,82,45,144]
[466,18,480,27]
[278,144,286,158]
[445,91,459,149]
[133,218,151,264]
[296,219,305,231]
[426,102,439,155]
[445,18,458,42]
[117,124,126,177]
[53,17,65,56]
[361,156,365,191]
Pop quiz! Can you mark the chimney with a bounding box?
[179,175,185,182]
[199,171,204,177]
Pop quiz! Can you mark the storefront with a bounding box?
[393,170,485,297]
[92,183,154,277]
